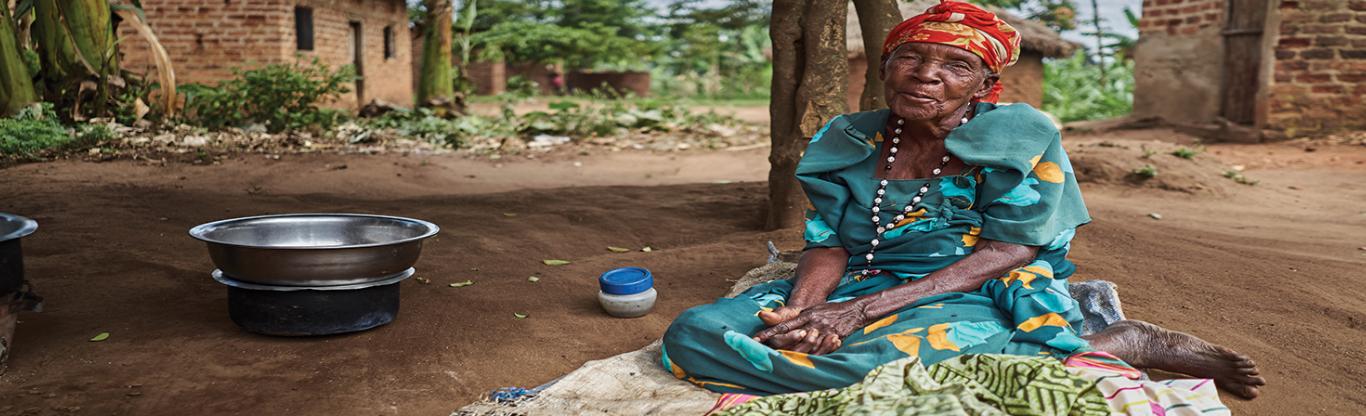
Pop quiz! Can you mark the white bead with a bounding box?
[886,156,895,163]
[889,147,898,154]
[912,196,922,204]
[876,226,885,233]
[897,119,904,125]
[872,216,880,222]
[871,239,879,246]
[874,199,883,206]
[961,117,969,125]
[877,189,885,195]
[865,253,874,261]
[942,156,951,162]
[932,168,942,175]
[872,206,880,213]
[920,186,930,193]
[892,138,900,144]
[880,180,889,186]
[894,128,902,134]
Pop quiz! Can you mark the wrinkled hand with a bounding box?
[753,301,869,355]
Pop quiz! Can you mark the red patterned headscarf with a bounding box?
[882,1,1022,102]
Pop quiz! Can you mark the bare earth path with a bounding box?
[0,136,1363,415]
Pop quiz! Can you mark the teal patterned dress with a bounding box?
[661,103,1095,395]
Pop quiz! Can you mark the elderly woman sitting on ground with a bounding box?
[662,1,1265,400]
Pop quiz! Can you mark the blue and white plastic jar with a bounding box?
[598,267,657,318]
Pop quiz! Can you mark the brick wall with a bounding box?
[1263,0,1366,133]
[120,0,292,86]
[290,0,412,108]
[1138,0,1225,35]
[119,0,411,110]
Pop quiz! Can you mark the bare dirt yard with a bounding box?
[1,125,1363,416]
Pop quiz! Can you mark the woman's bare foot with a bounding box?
[1084,320,1266,399]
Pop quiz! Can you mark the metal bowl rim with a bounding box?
[188,213,439,250]
[0,212,38,243]
[213,267,416,291]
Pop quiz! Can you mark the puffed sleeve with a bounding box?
[946,103,1090,246]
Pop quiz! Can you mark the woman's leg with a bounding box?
[1082,320,1266,399]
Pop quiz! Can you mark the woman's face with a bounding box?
[881,43,996,123]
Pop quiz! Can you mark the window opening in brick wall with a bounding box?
[384,26,395,59]
[295,7,314,51]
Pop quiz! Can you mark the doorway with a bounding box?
[1220,0,1269,125]
[350,21,365,104]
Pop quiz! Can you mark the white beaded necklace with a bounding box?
[858,115,968,277]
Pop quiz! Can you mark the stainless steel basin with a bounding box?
[189,214,439,286]
[0,213,37,243]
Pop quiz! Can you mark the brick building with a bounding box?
[845,1,1080,111]
[119,0,413,110]
[1134,0,1365,138]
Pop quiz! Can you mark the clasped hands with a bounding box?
[752,300,871,356]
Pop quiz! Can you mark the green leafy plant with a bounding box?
[180,59,354,133]
[1043,51,1134,123]
[76,123,115,146]
[1170,146,1200,159]
[505,75,539,99]
[0,103,71,156]
[1131,164,1158,180]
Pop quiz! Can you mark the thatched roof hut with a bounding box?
[844,1,1080,109]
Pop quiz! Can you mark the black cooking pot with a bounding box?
[0,213,38,295]
[211,268,411,336]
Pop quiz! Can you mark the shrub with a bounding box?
[0,103,71,156]
[181,59,354,133]
[505,75,540,99]
[1044,52,1134,123]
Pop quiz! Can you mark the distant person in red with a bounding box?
[547,65,565,95]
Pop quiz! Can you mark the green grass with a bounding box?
[1132,164,1158,180]
[1170,147,1200,159]
[0,104,71,156]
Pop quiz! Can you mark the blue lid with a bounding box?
[599,267,653,295]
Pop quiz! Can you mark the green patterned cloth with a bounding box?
[714,354,1109,416]
[662,103,1096,395]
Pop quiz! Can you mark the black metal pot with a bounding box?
[211,268,411,336]
[0,213,38,295]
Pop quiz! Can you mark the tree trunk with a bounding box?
[852,0,900,111]
[417,0,454,108]
[765,0,848,230]
[0,4,38,115]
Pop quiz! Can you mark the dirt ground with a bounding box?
[1,126,1364,416]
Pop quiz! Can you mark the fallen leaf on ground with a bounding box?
[503,213,518,217]
[641,246,654,252]
[543,259,571,266]
[607,246,631,253]
[415,277,431,284]
[90,332,110,342]
[528,276,540,283]
[514,313,528,319]
[1148,213,1162,220]
[449,280,475,288]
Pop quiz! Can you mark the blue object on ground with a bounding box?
[599,267,653,295]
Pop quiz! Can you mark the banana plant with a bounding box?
[3,0,174,120]
[0,2,39,115]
